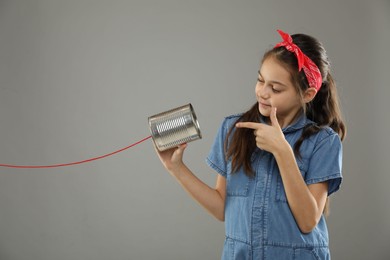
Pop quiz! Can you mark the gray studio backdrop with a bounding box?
[0,1,389,259]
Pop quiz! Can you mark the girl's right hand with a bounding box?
[155,143,187,173]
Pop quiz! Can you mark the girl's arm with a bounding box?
[155,143,226,221]
[273,144,328,233]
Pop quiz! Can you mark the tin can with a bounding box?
[148,103,202,151]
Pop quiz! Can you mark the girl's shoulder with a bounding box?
[221,113,243,128]
[306,124,342,146]
[298,124,342,163]
[317,124,339,138]
[224,113,243,120]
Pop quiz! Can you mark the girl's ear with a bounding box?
[303,88,317,103]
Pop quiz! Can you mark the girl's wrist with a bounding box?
[168,162,186,178]
[273,139,293,159]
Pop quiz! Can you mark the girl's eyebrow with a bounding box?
[258,70,288,88]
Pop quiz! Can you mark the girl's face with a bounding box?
[256,56,303,128]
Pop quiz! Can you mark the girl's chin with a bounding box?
[259,111,270,117]
[258,105,271,117]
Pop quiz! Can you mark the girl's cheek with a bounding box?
[255,85,261,98]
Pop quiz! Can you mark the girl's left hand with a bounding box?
[235,107,287,154]
[154,143,187,173]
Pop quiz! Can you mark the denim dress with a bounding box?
[206,114,342,260]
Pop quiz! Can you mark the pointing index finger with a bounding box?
[235,122,261,129]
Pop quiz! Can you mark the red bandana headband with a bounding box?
[274,30,322,91]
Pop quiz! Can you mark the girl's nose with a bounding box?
[257,85,270,100]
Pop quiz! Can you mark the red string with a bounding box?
[0,135,152,169]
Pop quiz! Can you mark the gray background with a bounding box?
[0,0,389,259]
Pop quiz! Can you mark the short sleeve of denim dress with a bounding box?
[206,115,235,178]
[206,114,342,260]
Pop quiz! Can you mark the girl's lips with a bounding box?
[259,102,271,107]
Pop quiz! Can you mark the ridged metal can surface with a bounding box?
[148,103,202,151]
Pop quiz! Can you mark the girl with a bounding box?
[155,29,346,260]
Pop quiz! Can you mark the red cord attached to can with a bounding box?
[0,135,152,169]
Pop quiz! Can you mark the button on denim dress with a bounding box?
[206,114,342,260]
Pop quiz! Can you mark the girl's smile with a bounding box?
[259,101,271,109]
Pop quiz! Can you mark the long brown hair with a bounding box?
[225,33,346,176]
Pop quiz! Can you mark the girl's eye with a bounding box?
[272,88,281,93]
[257,78,264,83]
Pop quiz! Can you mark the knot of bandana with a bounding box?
[274,30,322,91]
